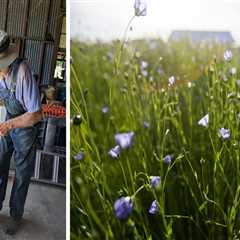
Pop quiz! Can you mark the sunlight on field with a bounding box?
[70,1,240,239]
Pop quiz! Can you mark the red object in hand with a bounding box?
[42,104,65,118]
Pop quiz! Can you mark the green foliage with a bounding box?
[71,39,240,240]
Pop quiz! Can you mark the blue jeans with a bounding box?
[0,134,36,220]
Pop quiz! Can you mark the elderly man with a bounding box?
[0,30,42,235]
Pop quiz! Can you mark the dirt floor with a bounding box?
[0,179,66,240]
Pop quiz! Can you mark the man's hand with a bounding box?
[0,121,12,137]
[0,110,42,137]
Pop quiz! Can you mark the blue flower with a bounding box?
[102,106,109,114]
[115,132,134,149]
[157,67,164,75]
[219,128,230,139]
[168,76,175,87]
[134,0,147,16]
[149,200,159,214]
[150,176,161,189]
[141,70,148,77]
[114,196,133,220]
[108,145,121,159]
[140,61,148,77]
[74,151,84,161]
[198,114,209,127]
[163,155,172,164]
[224,50,232,61]
[143,121,150,129]
[140,60,148,70]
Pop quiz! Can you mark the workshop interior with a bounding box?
[0,0,66,239]
[0,0,66,186]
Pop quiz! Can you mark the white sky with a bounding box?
[70,0,240,43]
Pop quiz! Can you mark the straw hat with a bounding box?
[0,30,18,69]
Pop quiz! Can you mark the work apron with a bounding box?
[0,72,37,220]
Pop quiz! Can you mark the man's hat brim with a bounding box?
[0,43,18,69]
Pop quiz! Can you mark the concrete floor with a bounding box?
[0,179,66,240]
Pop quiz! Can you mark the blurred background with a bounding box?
[71,0,240,45]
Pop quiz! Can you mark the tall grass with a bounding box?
[71,39,240,239]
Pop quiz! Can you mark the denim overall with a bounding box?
[0,60,37,220]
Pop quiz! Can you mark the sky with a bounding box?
[70,0,240,44]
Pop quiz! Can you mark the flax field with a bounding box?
[71,38,240,239]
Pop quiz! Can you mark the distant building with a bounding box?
[169,30,234,44]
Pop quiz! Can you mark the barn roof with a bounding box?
[169,30,234,43]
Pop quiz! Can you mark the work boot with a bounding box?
[5,217,21,235]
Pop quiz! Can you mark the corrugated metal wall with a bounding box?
[0,0,64,86]
[0,1,8,30]
[7,0,29,36]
